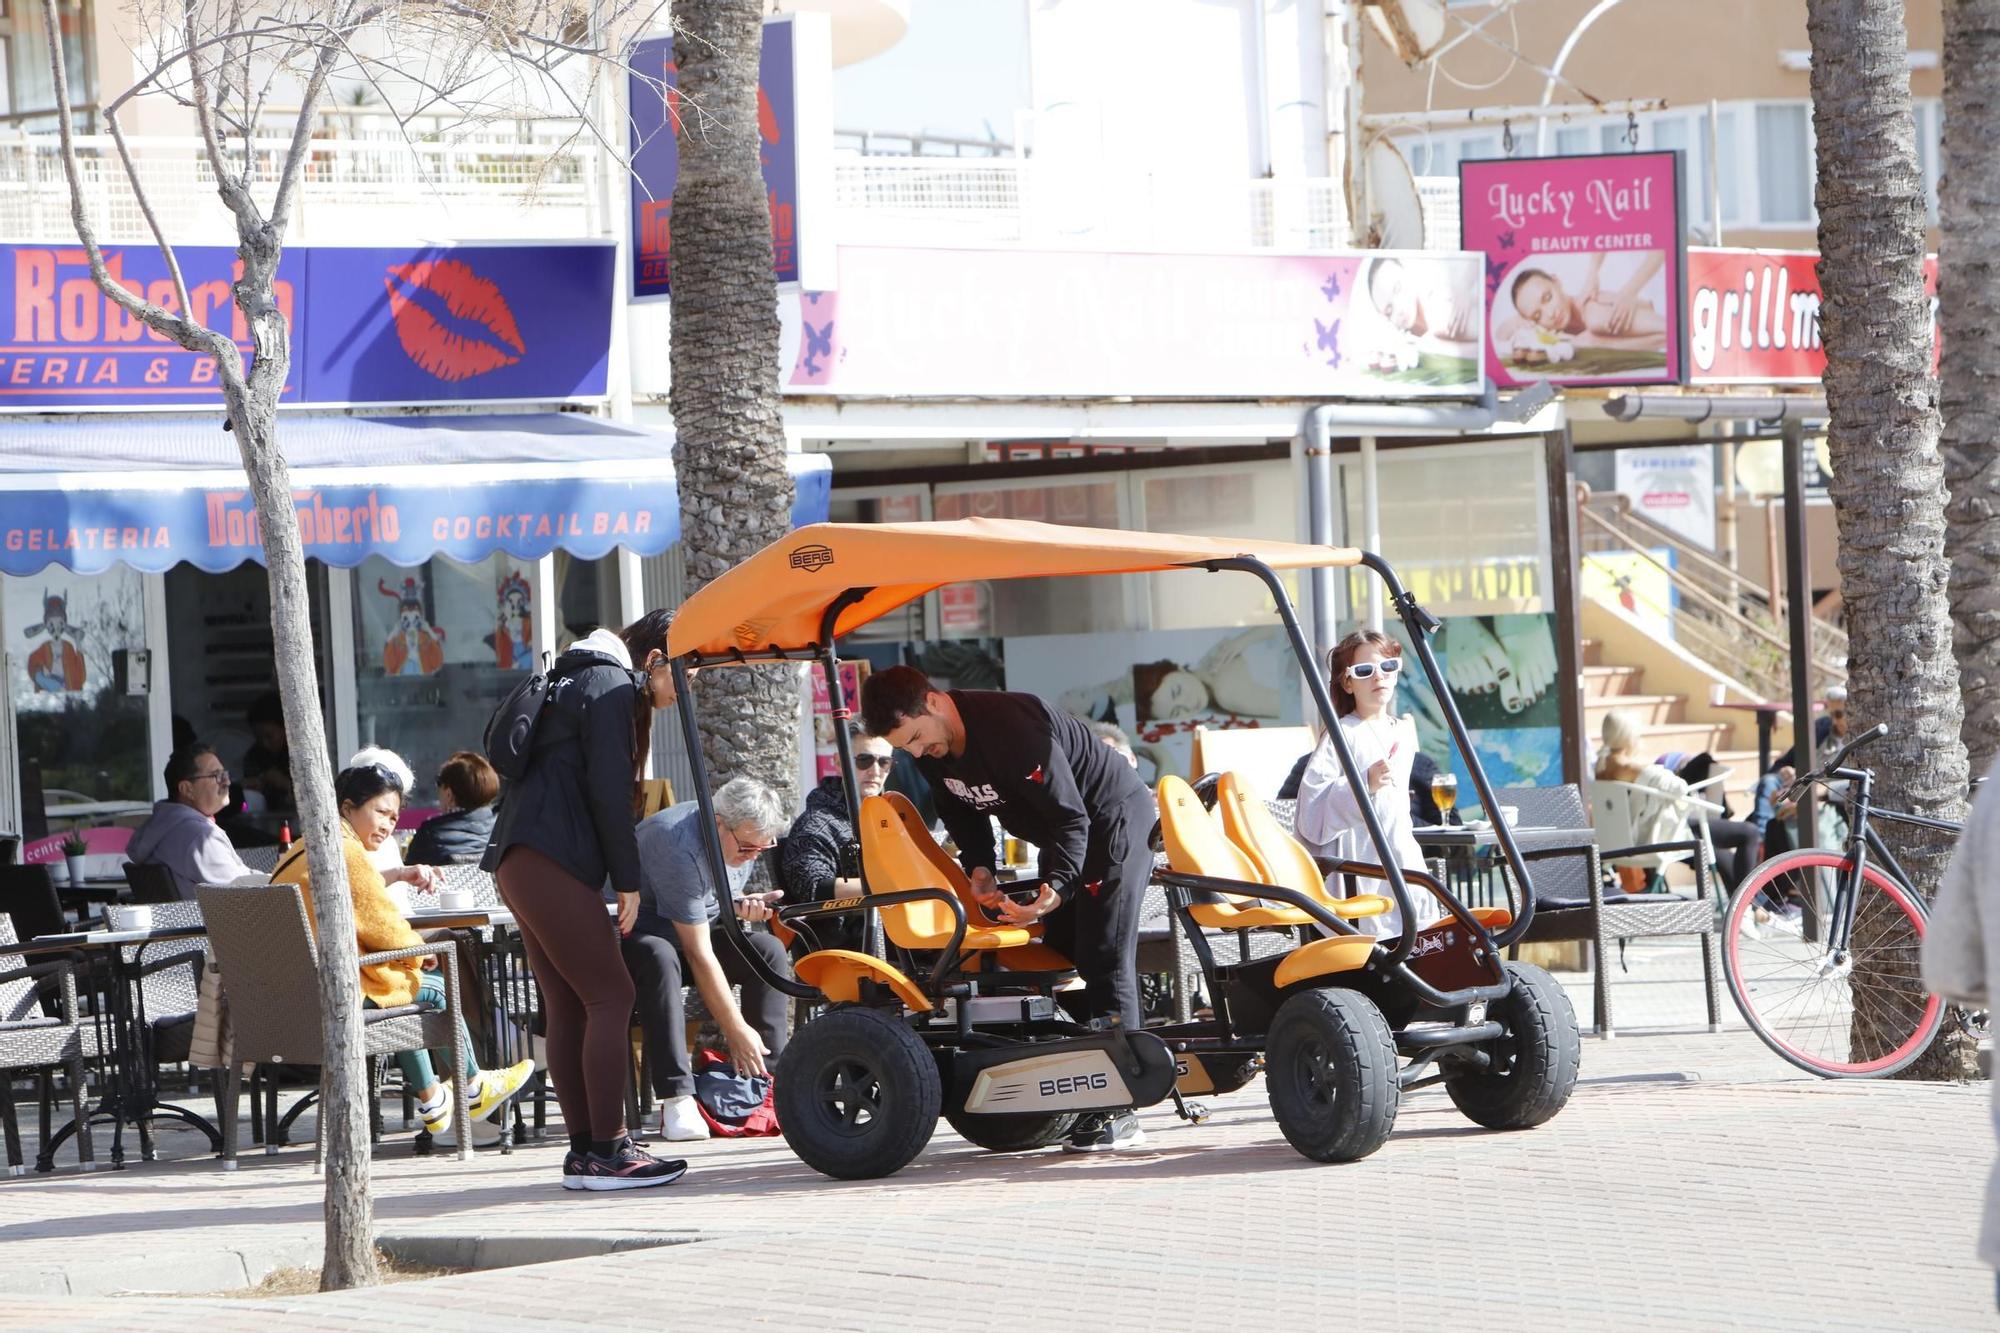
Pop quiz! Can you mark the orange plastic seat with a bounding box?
[858,794,1032,952]
[1214,772,1391,922]
[1156,775,1315,931]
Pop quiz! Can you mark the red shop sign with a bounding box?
[1687,247,1938,385]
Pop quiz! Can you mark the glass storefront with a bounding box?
[351,552,620,806]
[5,565,150,833]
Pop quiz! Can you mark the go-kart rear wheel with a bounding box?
[1445,962,1581,1130]
[1265,987,1399,1163]
[776,1006,942,1179]
[944,1108,1079,1154]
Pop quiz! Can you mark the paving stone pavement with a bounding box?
[0,1024,1987,1331]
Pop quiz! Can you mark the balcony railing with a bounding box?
[0,131,601,243]
[0,129,1462,256]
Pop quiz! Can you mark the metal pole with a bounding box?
[1707,98,1724,244]
[1361,434,1383,632]
[1546,428,1587,786]
[1782,420,1818,867]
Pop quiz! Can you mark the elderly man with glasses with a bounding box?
[624,776,794,1142]
[127,743,255,899]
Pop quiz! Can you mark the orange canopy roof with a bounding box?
[668,517,1360,659]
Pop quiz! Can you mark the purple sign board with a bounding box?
[0,240,612,408]
[1459,150,1687,388]
[629,14,825,302]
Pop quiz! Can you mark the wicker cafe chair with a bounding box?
[0,916,94,1174]
[195,883,475,1168]
[0,865,73,1016]
[237,846,285,877]
[1491,783,1722,1038]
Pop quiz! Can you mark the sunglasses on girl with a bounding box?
[853,754,893,771]
[1345,659,1403,681]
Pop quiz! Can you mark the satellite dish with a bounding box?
[1365,136,1427,250]
[1367,0,1449,65]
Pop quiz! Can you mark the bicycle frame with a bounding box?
[1809,766,1952,951]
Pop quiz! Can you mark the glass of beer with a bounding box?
[1431,771,1459,818]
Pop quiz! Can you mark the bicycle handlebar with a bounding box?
[1777,720,1888,806]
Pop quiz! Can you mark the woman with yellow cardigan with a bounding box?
[273,763,532,1137]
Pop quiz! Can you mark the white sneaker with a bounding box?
[658,1095,710,1142]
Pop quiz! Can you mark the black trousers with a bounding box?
[620,926,792,1099]
[1036,796,1152,1029]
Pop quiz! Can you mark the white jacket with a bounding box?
[1924,755,1999,1267]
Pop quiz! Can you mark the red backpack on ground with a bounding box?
[692,1048,780,1137]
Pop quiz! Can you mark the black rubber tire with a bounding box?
[944,1108,1079,1153]
[1446,962,1581,1130]
[1264,987,1400,1163]
[776,1006,942,1180]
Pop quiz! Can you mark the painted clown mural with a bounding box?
[22,590,86,692]
[379,574,446,677]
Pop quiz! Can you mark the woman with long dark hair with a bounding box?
[482,610,751,1190]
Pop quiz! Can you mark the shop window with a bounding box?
[1755,103,1813,225]
[1,0,93,127]
[555,552,621,651]
[934,480,1136,638]
[1139,460,1296,631]
[352,553,537,806]
[6,566,150,823]
[1338,440,1548,618]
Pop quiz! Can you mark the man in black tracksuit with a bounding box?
[861,665,1156,1153]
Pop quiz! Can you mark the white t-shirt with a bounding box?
[1293,711,1445,936]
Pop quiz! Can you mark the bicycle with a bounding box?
[1720,722,1964,1078]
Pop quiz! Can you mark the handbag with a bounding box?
[692,1047,780,1137]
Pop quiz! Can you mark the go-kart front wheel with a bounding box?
[776,1006,942,1179]
[1265,987,1400,1162]
[1445,962,1581,1130]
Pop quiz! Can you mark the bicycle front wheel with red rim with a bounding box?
[1723,851,1944,1078]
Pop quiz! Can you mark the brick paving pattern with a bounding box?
[0,1022,1987,1330]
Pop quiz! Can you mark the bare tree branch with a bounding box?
[41,0,225,365]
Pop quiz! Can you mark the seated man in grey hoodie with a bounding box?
[127,744,255,899]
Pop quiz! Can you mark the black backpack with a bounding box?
[485,654,562,781]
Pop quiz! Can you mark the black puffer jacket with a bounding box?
[781,776,857,903]
[480,636,644,893]
[406,804,497,867]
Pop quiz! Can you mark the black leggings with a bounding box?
[494,845,635,1143]
[621,926,792,1099]
[1037,798,1152,1029]
[1698,816,1760,894]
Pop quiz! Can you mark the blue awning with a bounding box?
[0,414,832,575]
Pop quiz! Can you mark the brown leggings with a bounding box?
[495,845,635,1144]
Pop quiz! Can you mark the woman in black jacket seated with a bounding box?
[781,726,896,946]
[406,750,501,866]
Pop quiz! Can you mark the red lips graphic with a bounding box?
[383,259,525,382]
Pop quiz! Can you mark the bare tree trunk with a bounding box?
[669,0,799,805]
[1942,0,2000,777]
[1807,0,1977,1079]
[41,3,379,1285]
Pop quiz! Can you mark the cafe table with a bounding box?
[1412,821,1601,917]
[18,920,220,1168]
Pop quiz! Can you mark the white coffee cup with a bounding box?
[107,904,153,934]
[1499,805,1520,828]
[439,889,475,912]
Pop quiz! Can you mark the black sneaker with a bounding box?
[1063,1110,1146,1154]
[569,1138,688,1191]
[561,1149,589,1191]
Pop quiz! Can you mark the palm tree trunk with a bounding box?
[1807,0,1976,1079]
[1942,0,2000,776]
[668,0,800,804]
